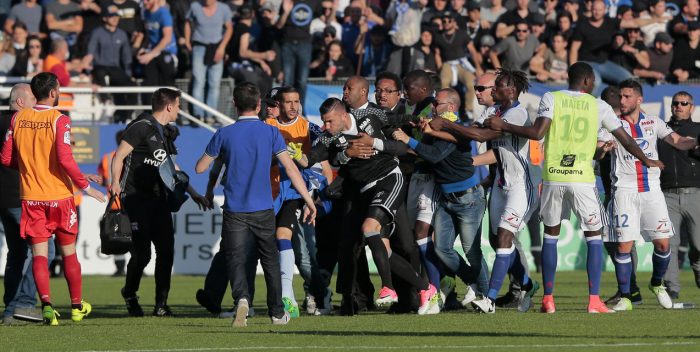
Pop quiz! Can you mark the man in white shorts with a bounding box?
[486,62,663,313]
[597,79,698,311]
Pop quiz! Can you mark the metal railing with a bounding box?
[0,84,235,129]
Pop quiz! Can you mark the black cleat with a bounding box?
[630,289,643,305]
[153,304,174,317]
[121,287,144,317]
[495,291,518,308]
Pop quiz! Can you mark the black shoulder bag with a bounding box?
[150,122,190,212]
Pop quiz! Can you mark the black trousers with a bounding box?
[122,195,174,305]
[92,65,136,123]
[141,52,177,105]
[221,209,284,317]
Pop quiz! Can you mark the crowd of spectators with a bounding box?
[0,0,698,122]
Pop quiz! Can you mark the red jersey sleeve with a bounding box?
[49,62,71,88]
[55,114,89,190]
[1,113,18,168]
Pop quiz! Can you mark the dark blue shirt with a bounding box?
[205,116,287,212]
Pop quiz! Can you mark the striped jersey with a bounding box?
[477,102,536,190]
[598,113,672,192]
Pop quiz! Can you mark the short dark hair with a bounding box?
[274,86,300,103]
[673,90,694,104]
[600,85,621,111]
[619,79,643,96]
[233,82,261,112]
[151,88,181,112]
[30,72,58,101]
[319,97,348,116]
[403,69,432,89]
[375,71,402,91]
[568,62,595,87]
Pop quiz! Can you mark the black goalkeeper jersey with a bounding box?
[307,107,408,184]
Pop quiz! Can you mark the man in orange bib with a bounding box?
[1,72,105,325]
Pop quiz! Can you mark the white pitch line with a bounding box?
[81,341,697,352]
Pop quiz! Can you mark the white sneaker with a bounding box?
[612,297,633,311]
[232,299,249,327]
[461,286,476,307]
[305,295,317,315]
[312,289,333,316]
[649,284,673,309]
[271,311,290,325]
[471,296,495,314]
[220,306,255,319]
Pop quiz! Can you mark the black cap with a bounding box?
[654,32,674,44]
[101,5,120,17]
[264,87,281,106]
[531,13,545,25]
[689,21,700,31]
[442,10,456,19]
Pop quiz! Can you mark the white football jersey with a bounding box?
[598,113,673,192]
[477,102,536,190]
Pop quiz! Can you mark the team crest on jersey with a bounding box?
[560,154,576,167]
[644,127,654,136]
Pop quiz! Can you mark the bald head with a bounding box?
[10,83,36,111]
[475,72,497,106]
[343,76,370,109]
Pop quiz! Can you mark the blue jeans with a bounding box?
[582,61,633,96]
[433,186,488,293]
[292,221,326,300]
[1,207,55,317]
[191,44,224,118]
[281,40,312,104]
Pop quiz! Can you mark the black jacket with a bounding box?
[0,110,19,208]
[659,116,700,189]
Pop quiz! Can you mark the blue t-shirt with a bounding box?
[205,117,287,213]
[144,7,177,55]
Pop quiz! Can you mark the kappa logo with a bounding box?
[69,209,77,229]
[585,212,600,226]
[153,149,167,162]
[656,218,671,233]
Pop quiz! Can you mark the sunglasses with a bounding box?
[672,101,692,106]
[322,6,333,10]
[474,85,494,92]
[516,29,529,33]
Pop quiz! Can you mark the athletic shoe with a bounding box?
[588,295,615,313]
[694,269,700,289]
[418,284,440,315]
[375,286,398,306]
[232,298,249,327]
[71,301,92,322]
[440,277,456,308]
[604,290,623,306]
[312,289,332,316]
[495,290,519,309]
[282,297,300,318]
[42,305,60,326]
[471,296,495,314]
[271,311,290,325]
[517,281,540,313]
[196,289,221,314]
[305,295,317,315]
[12,307,43,322]
[630,289,643,305]
[540,295,556,313]
[121,288,144,317]
[649,283,673,309]
[153,304,174,317]
[461,285,476,307]
[612,297,633,311]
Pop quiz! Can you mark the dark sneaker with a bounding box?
[495,291,517,308]
[630,289,643,305]
[196,289,221,314]
[153,304,174,317]
[605,290,622,306]
[121,287,144,317]
[13,307,43,322]
[694,270,700,289]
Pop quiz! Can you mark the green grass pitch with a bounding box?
[2,271,700,352]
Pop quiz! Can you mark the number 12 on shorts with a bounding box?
[614,214,629,228]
